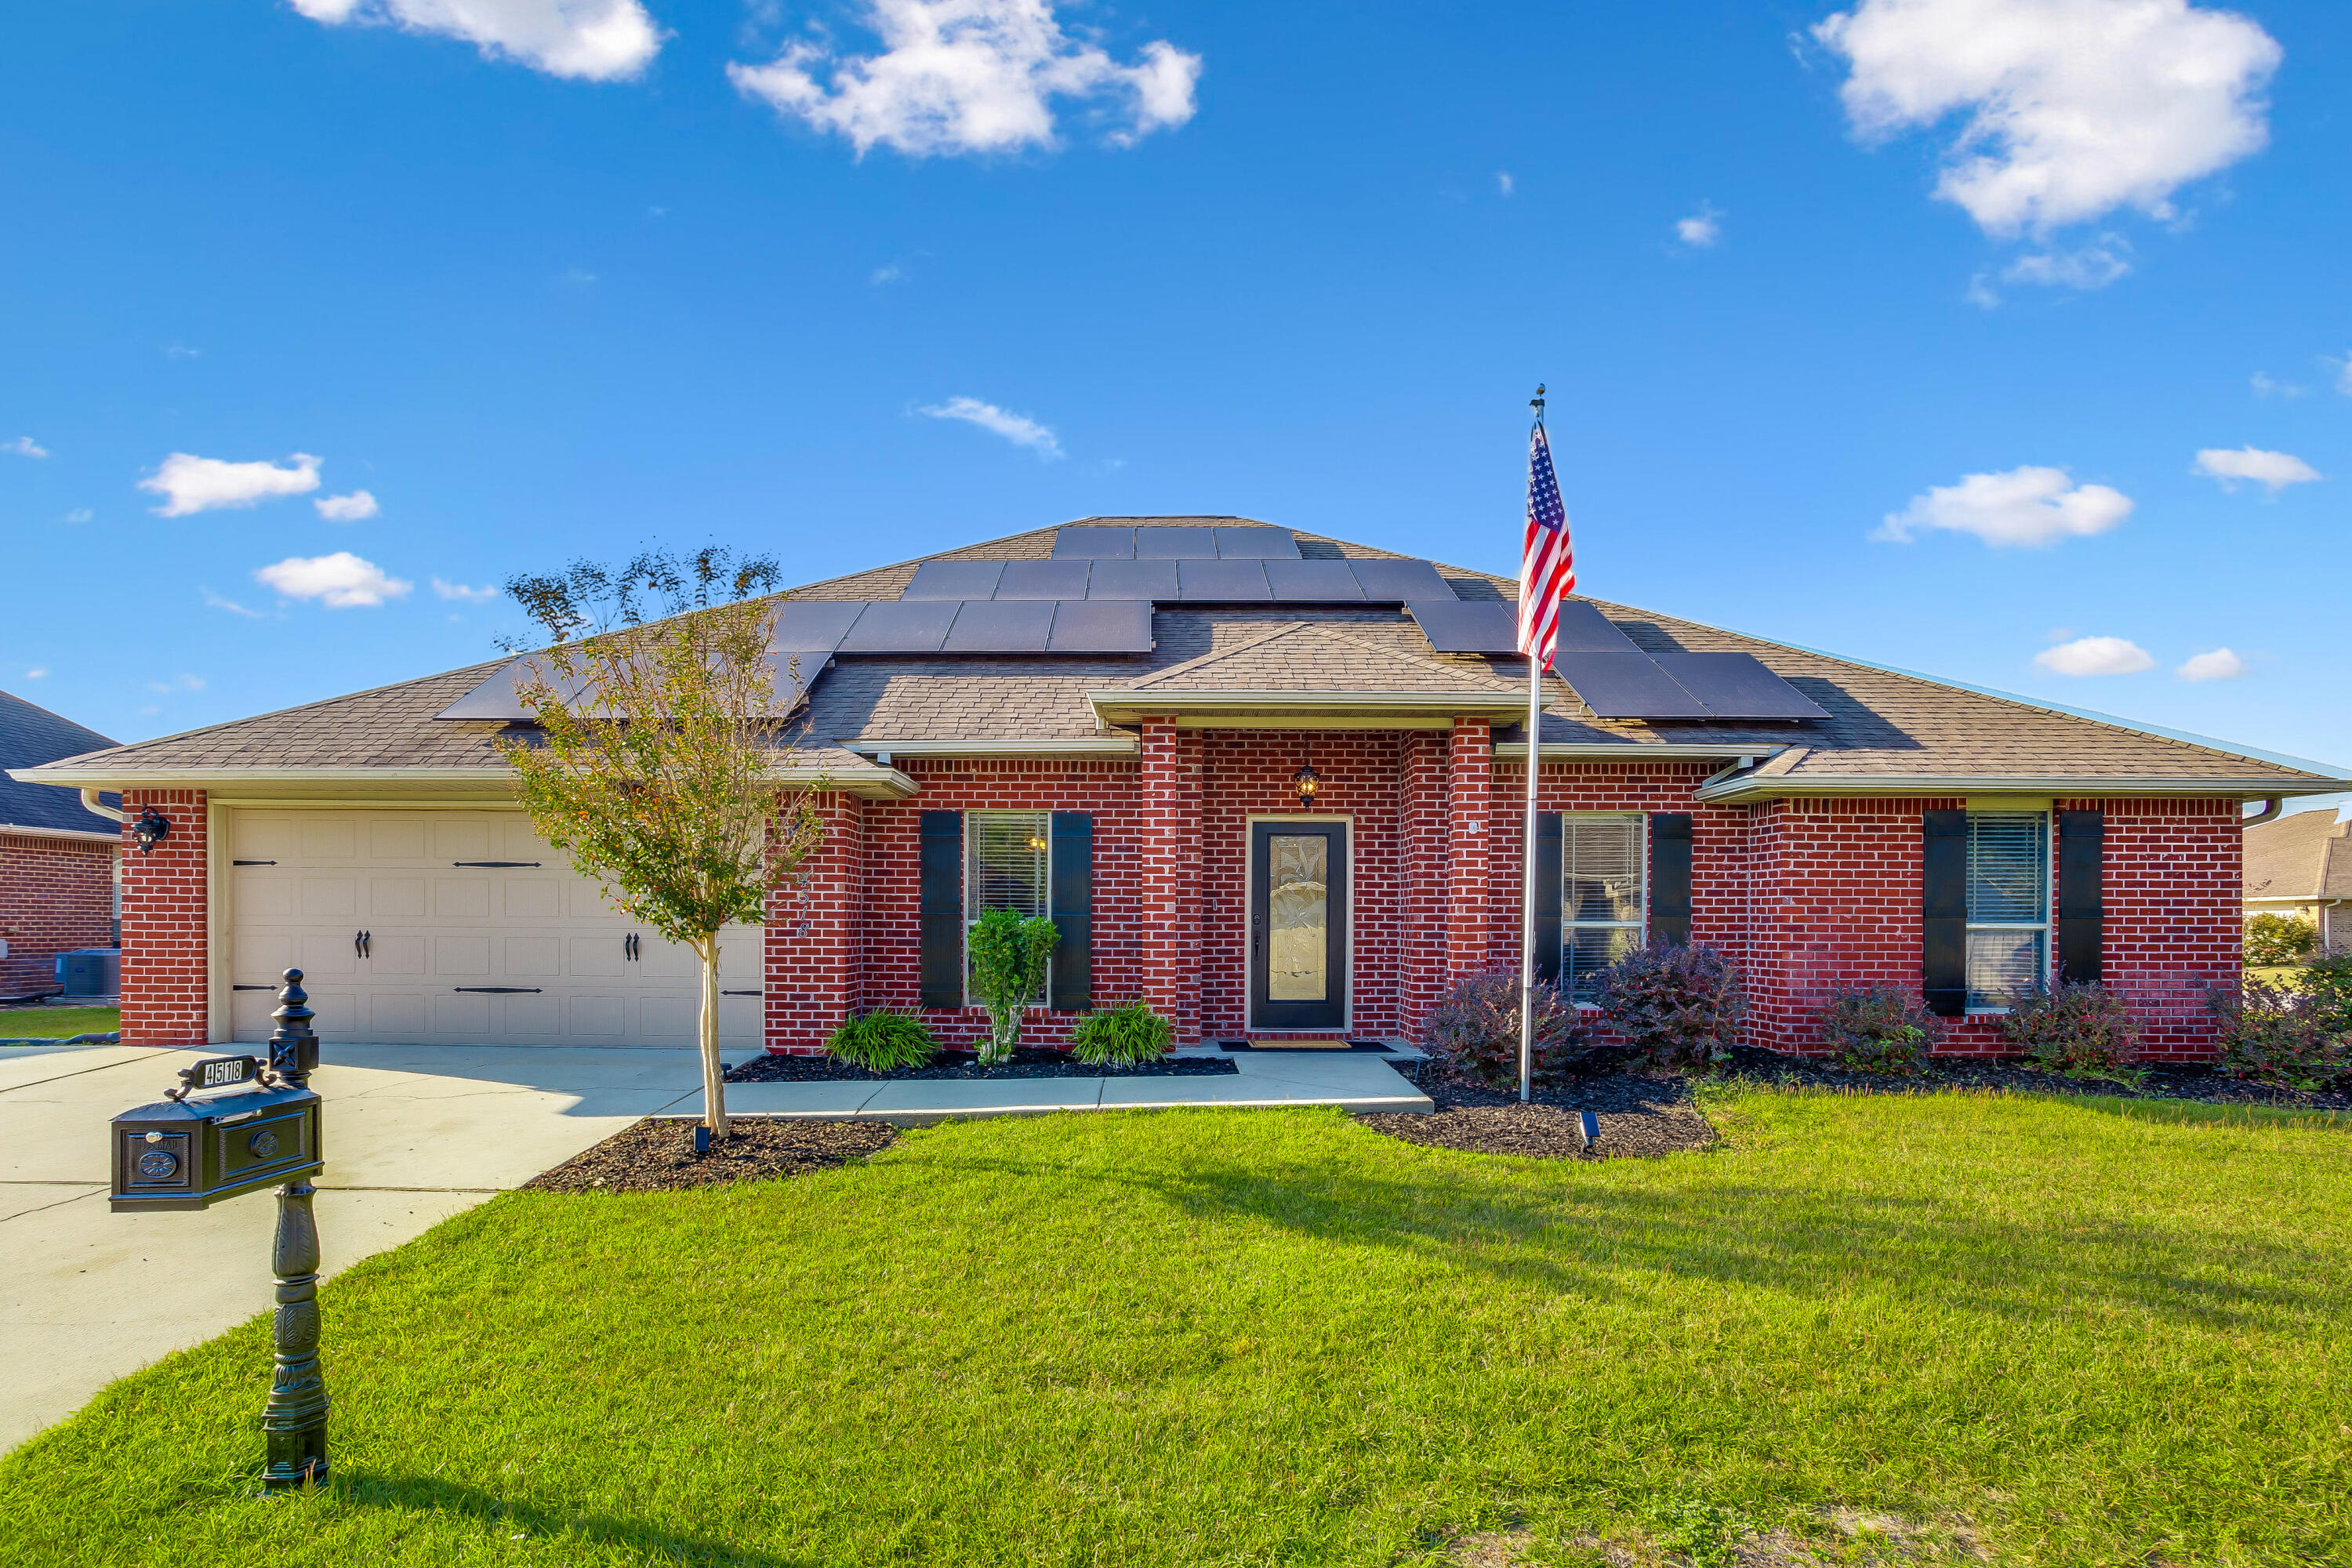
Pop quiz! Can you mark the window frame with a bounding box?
[1559,811,1647,1004]
[1962,809,2053,1015]
[962,808,1052,1009]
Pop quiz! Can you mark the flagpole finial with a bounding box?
[1530,383,1546,423]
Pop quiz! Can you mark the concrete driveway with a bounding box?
[0,1040,741,1455]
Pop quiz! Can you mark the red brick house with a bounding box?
[0,690,122,1000]
[13,518,2346,1058]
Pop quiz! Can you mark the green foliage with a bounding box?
[1588,942,1746,1073]
[826,1009,937,1072]
[1069,1000,1174,1065]
[1641,1497,1764,1568]
[2210,978,2350,1091]
[2001,980,2140,1076]
[2247,913,2319,967]
[1814,985,1942,1075]
[2302,948,2352,1032]
[1419,971,1588,1087]
[968,907,1059,1064]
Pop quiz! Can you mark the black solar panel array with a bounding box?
[1052,524,1303,560]
[906,554,1462,604]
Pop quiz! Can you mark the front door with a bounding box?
[1249,819,1348,1030]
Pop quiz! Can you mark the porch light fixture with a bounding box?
[131,807,171,855]
[1291,760,1321,806]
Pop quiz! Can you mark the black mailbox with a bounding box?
[111,1054,323,1213]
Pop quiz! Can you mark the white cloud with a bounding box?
[1874,464,2133,547]
[1675,205,1722,247]
[287,0,660,81]
[871,263,906,285]
[254,552,413,608]
[1815,0,2281,235]
[2193,445,2321,492]
[919,395,1062,458]
[4,436,49,459]
[1495,171,1515,197]
[63,508,93,524]
[2035,635,2154,676]
[163,343,201,360]
[24,667,48,680]
[2000,238,2129,289]
[201,588,265,619]
[1965,272,2002,308]
[728,0,1200,158]
[147,674,205,693]
[140,452,321,517]
[315,490,380,521]
[2335,353,2352,397]
[433,577,501,602]
[2177,647,2248,681]
[2249,371,2302,398]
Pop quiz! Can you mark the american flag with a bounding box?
[1516,419,1575,666]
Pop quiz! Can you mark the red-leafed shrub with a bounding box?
[2000,981,2138,1073]
[1588,943,1746,1073]
[1421,971,1588,1088]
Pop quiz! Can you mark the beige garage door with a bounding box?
[227,809,763,1048]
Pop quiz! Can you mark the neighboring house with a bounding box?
[2244,809,2352,953]
[13,517,2348,1059]
[0,690,122,999]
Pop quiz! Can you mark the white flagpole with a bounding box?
[1518,643,1542,1103]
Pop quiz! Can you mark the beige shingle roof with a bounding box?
[23,517,2343,792]
[2245,811,2352,899]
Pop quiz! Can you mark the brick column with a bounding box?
[1397,731,1449,1038]
[1139,720,1203,1043]
[1444,717,1492,989]
[118,787,208,1046]
[765,791,863,1054]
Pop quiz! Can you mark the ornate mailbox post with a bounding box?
[108,969,332,1490]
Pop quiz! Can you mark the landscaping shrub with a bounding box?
[2246,913,2318,967]
[967,907,1060,1064]
[2301,947,2352,1032]
[2210,978,2350,1091]
[1814,985,1943,1074]
[1588,942,1745,1073]
[1419,971,1588,1088]
[825,1009,936,1071]
[2000,980,2139,1074]
[1069,1000,1174,1066]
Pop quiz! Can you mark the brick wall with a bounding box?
[0,833,115,994]
[118,789,208,1045]
[765,791,865,1052]
[2070,796,2239,1060]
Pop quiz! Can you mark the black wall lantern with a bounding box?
[131,806,172,855]
[1291,757,1321,808]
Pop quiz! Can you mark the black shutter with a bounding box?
[2056,810,2104,985]
[919,811,964,1009]
[1531,811,1563,983]
[1049,811,1093,1011]
[1650,813,1693,947]
[1922,808,1968,1018]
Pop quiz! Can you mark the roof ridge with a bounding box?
[1126,619,1514,692]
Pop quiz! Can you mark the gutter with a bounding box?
[1492,742,1791,764]
[9,761,920,803]
[79,789,125,824]
[2241,797,2285,827]
[0,820,121,845]
[1693,773,2344,805]
[1087,688,1528,726]
[843,737,1139,761]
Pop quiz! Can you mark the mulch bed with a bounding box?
[1712,1043,2352,1111]
[1362,1069,1718,1162]
[525,1117,898,1194]
[725,1047,1239,1083]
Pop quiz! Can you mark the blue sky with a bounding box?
[4,0,2347,809]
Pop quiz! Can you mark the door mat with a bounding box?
[1218,1039,1397,1054]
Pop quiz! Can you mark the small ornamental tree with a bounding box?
[495,548,824,1140]
[967,906,1058,1064]
[2246,913,2318,967]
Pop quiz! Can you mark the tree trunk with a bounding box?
[698,937,728,1140]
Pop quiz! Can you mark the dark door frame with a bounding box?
[1247,816,1349,1031]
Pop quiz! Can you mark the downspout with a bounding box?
[2241,797,2284,828]
[81,788,125,824]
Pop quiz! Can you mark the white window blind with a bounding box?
[966,810,1051,1004]
[1965,811,2049,1010]
[1563,814,1644,1000]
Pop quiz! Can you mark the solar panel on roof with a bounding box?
[993,559,1091,600]
[837,599,957,654]
[942,600,1055,653]
[435,659,539,720]
[902,561,1004,600]
[1264,560,1365,601]
[1651,652,1828,720]
[1214,527,1301,559]
[1132,526,1223,558]
[1052,527,1134,557]
[1085,559,1179,599]
[1551,600,1642,654]
[1553,652,1712,719]
[765,599,866,651]
[436,652,818,720]
[1175,560,1273,601]
[1347,559,1454,601]
[1406,600,1519,653]
[1046,599,1153,653]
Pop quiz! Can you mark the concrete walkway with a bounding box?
[1,1040,1428,1455]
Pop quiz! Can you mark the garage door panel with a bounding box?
[370,934,426,975]
[434,992,491,1036]
[299,817,357,859]
[299,935,358,976]
[641,998,695,1037]
[642,938,699,978]
[435,935,491,975]
[434,818,492,862]
[368,877,426,920]
[238,875,295,920]
[570,995,625,1037]
[572,936,626,977]
[435,878,490,919]
[237,815,296,862]
[504,879,560,919]
[232,991,276,1037]
[371,993,428,1036]
[501,995,561,1035]
[302,877,358,919]
[235,932,300,985]
[368,818,427,860]
[504,936,561,976]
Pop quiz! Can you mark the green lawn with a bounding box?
[0,1004,118,1040]
[5,1090,2349,1567]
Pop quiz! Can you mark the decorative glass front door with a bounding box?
[1249,820,1348,1029]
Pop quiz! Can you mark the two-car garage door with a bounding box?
[227,809,762,1048]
